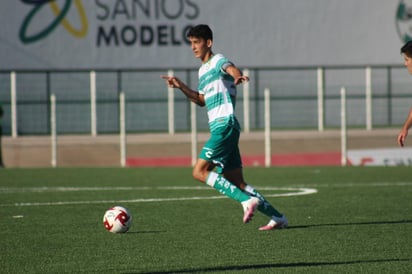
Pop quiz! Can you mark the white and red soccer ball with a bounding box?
[103,206,132,233]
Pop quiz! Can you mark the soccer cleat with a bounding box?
[259,215,289,231]
[241,197,261,223]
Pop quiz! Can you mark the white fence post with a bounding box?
[190,102,197,166]
[167,69,175,135]
[119,91,126,167]
[90,70,97,136]
[11,71,17,138]
[340,87,347,167]
[50,94,57,167]
[242,69,250,133]
[365,66,372,130]
[264,88,271,167]
[317,67,324,131]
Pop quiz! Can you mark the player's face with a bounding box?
[189,36,212,63]
[404,54,412,74]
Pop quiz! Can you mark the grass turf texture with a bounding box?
[0,167,411,273]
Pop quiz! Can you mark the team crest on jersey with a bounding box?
[205,149,213,158]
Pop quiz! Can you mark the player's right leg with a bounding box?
[192,159,260,223]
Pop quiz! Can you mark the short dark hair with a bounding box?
[401,40,412,57]
[187,24,213,41]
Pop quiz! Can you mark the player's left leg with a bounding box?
[196,128,260,223]
[192,158,251,203]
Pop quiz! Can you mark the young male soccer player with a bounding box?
[398,41,412,147]
[161,24,287,230]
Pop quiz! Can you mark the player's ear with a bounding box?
[207,39,212,49]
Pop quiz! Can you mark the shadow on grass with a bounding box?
[123,219,411,234]
[122,220,412,234]
[289,219,412,229]
[126,230,166,234]
[132,258,411,274]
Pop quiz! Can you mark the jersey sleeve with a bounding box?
[215,55,233,74]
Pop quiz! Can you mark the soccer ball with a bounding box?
[103,206,132,233]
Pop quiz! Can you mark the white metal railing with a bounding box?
[242,69,250,133]
[7,66,382,167]
[190,101,197,167]
[365,66,372,131]
[7,66,382,138]
[167,69,175,135]
[90,70,97,137]
[317,67,324,131]
[340,87,347,167]
[11,71,17,138]
[119,91,126,167]
[47,86,353,168]
[264,88,271,167]
[50,93,57,167]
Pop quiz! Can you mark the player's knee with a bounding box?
[192,169,202,182]
[192,168,207,183]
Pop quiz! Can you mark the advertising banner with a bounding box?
[348,148,412,166]
[0,0,408,69]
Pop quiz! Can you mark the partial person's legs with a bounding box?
[192,159,260,223]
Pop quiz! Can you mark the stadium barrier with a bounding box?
[1,65,410,167]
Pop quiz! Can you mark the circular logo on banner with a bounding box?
[396,0,412,42]
[19,0,88,44]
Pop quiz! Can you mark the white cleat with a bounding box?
[241,197,261,223]
[259,215,289,231]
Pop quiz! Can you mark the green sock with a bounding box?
[206,172,250,203]
[244,185,283,218]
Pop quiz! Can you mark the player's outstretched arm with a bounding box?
[225,65,249,85]
[160,75,205,106]
[398,107,412,147]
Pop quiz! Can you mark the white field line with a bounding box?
[1,181,411,194]
[0,187,317,207]
[0,186,314,193]
[1,182,411,207]
[290,182,412,188]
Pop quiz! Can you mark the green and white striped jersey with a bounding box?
[197,54,240,133]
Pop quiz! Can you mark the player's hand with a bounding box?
[234,75,249,85]
[160,75,181,89]
[397,130,408,147]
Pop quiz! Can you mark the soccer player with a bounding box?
[161,24,287,230]
[398,41,412,147]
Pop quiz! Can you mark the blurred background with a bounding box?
[0,0,411,167]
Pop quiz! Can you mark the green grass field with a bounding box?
[0,167,411,273]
